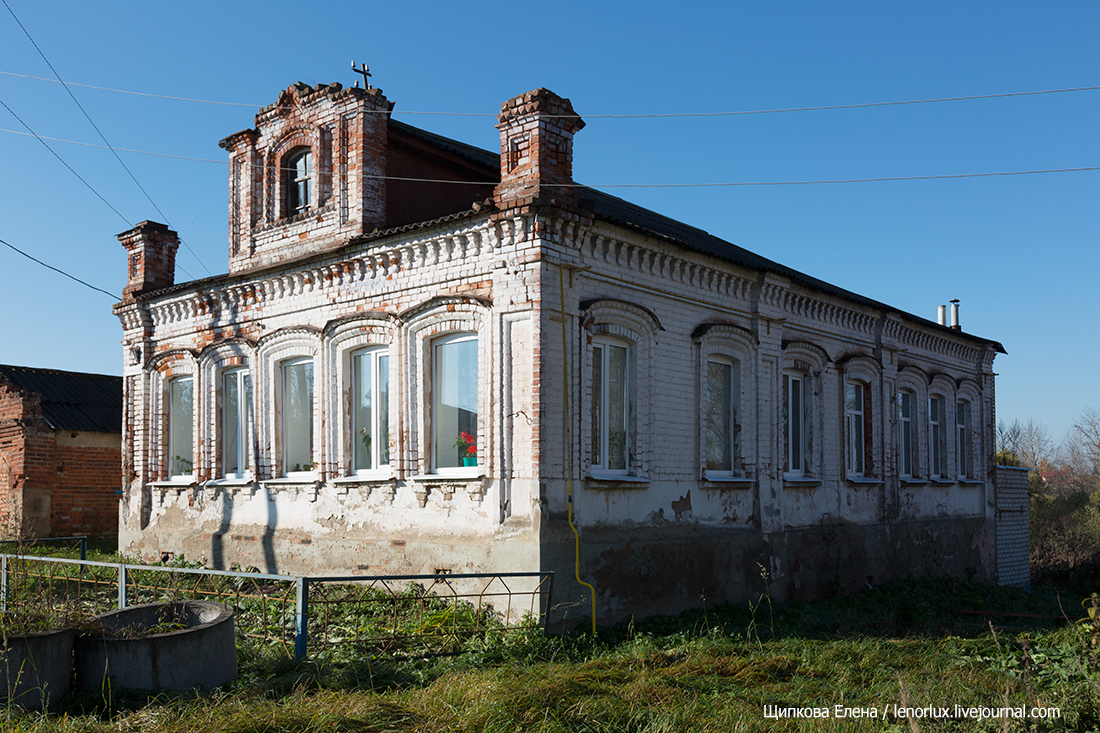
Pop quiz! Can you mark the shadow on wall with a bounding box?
[211,489,233,571]
[263,485,277,574]
[209,486,278,574]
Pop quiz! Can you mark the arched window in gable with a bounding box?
[286,147,312,215]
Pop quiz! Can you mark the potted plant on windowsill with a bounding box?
[454,431,478,467]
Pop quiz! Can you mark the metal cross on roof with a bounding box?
[352,61,372,89]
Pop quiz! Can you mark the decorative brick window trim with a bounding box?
[700,477,754,490]
[409,474,487,507]
[331,475,396,500]
[262,478,322,502]
[585,474,652,491]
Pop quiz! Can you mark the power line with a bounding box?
[0,96,131,224]
[2,0,212,278]
[1,67,1097,118]
[0,235,119,300]
[2,125,1096,188]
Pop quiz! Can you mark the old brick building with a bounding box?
[114,80,1013,622]
[0,365,122,540]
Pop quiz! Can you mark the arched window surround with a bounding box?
[580,299,663,479]
[199,340,256,482]
[401,298,492,478]
[147,351,199,484]
[780,341,828,480]
[256,328,323,480]
[693,323,757,481]
[324,315,398,480]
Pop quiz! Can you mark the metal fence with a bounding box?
[0,554,552,659]
[0,536,87,560]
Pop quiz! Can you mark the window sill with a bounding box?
[151,479,196,491]
[410,474,488,506]
[900,478,929,486]
[846,477,884,487]
[783,477,821,489]
[586,473,652,490]
[929,478,955,486]
[262,477,322,501]
[255,201,336,233]
[207,477,254,487]
[701,476,754,490]
[958,479,985,486]
[333,473,397,499]
[333,471,395,483]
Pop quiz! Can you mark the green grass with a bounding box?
[2,578,1098,732]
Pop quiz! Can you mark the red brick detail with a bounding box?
[119,221,180,300]
[495,88,585,205]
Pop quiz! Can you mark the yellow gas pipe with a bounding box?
[559,262,597,635]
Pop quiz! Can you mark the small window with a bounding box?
[222,369,252,478]
[705,357,739,476]
[352,348,390,472]
[957,400,971,479]
[432,334,478,472]
[282,358,314,475]
[592,337,630,473]
[898,390,917,478]
[168,376,194,480]
[845,381,866,477]
[929,396,947,478]
[287,148,312,215]
[783,372,807,476]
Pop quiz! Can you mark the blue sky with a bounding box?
[0,1,1096,440]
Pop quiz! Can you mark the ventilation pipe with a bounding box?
[937,305,947,326]
[950,299,961,330]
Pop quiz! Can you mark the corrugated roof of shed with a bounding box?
[0,365,123,433]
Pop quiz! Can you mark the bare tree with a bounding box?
[1071,407,1100,478]
[997,418,1054,473]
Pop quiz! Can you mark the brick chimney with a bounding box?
[494,88,586,206]
[119,221,180,299]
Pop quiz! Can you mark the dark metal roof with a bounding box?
[141,116,1002,353]
[388,118,500,171]
[0,365,122,433]
[577,186,1005,352]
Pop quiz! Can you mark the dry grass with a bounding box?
[2,578,1097,732]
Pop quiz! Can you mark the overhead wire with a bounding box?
[1,68,1097,118]
[0,96,131,224]
[2,0,212,277]
[0,235,120,300]
[2,125,1097,188]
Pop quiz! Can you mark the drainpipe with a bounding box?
[559,262,597,635]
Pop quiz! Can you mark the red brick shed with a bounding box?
[0,365,122,540]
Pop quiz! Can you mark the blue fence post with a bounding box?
[295,577,309,660]
[118,564,128,609]
[79,537,87,561]
[1,556,7,614]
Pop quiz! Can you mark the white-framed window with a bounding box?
[432,333,479,473]
[898,389,917,478]
[287,148,312,215]
[168,376,194,480]
[783,371,807,476]
[929,395,947,478]
[352,347,389,473]
[222,368,252,479]
[591,336,630,473]
[281,357,314,476]
[845,380,867,477]
[956,400,971,479]
[705,357,739,476]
